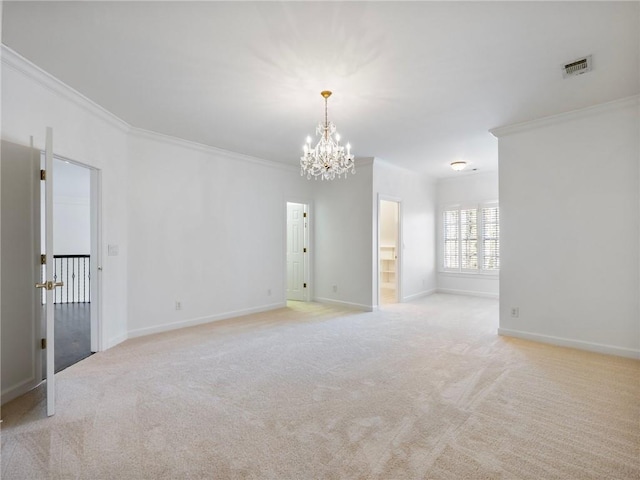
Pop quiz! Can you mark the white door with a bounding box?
[38,127,61,416]
[286,202,307,301]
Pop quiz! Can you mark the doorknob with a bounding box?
[35,281,64,290]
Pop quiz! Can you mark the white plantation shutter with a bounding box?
[482,206,499,270]
[460,208,478,269]
[443,210,459,269]
[442,204,499,273]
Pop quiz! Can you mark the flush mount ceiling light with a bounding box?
[450,161,467,171]
[301,90,355,180]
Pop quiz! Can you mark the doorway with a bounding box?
[41,155,100,373]
[286,202,309,302]
[379,198,400,305]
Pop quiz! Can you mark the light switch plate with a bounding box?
[108,244,119,256]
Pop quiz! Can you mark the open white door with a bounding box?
[35,127,61,416]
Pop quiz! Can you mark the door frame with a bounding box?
[377,194,402,306]
[284,198,312,302]
[51,154,103,353]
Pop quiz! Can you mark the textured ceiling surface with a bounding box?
[3,2,639,178]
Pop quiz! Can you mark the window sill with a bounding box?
[438,271,499,279]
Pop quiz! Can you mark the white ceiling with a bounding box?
[3,1,639,178]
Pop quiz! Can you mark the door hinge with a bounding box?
[303,283,307,288]
[303,247,307,253]
[40,169,46,181]
[41,338,47,350]
[40,254,46,265]
[303,212,307,218]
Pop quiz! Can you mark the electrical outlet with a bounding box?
[332,285,338,293]
[510,307,519,318]
[267,289,272,296]
[175,301,182,311]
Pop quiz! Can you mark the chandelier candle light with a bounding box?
[301,90,355,180]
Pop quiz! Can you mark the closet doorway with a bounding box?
[379,198,401,305]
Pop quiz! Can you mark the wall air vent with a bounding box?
[562,55,592,79]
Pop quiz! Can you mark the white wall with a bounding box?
[52,159,91,255]
[436,171,499,298]
[126,132,309,337]
[494,96,639,358]
[53,197,90,254]
[379,200,398,246]
[373,159,437,303]
[313,159,375,309]
[2,46,129,350]
[1,141,40,403]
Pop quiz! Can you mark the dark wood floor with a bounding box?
[55,303,92,373]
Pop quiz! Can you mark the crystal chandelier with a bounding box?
[301,91,355,180]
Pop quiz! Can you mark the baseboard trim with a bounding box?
[1,376,37,406]
[106,333,128,350]
[498,328,640,359]
[437,288,499,299]
[313,297,373,312]
[127,302,286,339]
[403,289,437,302]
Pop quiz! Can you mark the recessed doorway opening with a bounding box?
[41,155,101,374]
[379,198,401,305]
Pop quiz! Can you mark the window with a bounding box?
[442,204,499,273]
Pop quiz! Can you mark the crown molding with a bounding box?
[129,127,299,174]
[1,44,298,174]
[490,95,639,138]
[1,44,131,134]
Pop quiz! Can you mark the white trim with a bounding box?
[1,44,299,174]
[1,45,130,134]
[437,288,499,299]
[90,168,103,352]
[1,376,38,405]
[403,289,437,302]
[498,328,640,359]
[127,302,286,339]
[129,127,297,173]
[490,95,640,138]
[105,333,128,350]
[438,271,499,279]
[313,297,373,312]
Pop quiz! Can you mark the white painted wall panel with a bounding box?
[126,134,308,336]
[495,97,639,357]
[312,160,374,309]
[374,160,437,303]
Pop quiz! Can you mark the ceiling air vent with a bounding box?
[562,55,592,79]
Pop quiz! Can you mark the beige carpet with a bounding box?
[2,294,639,479]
